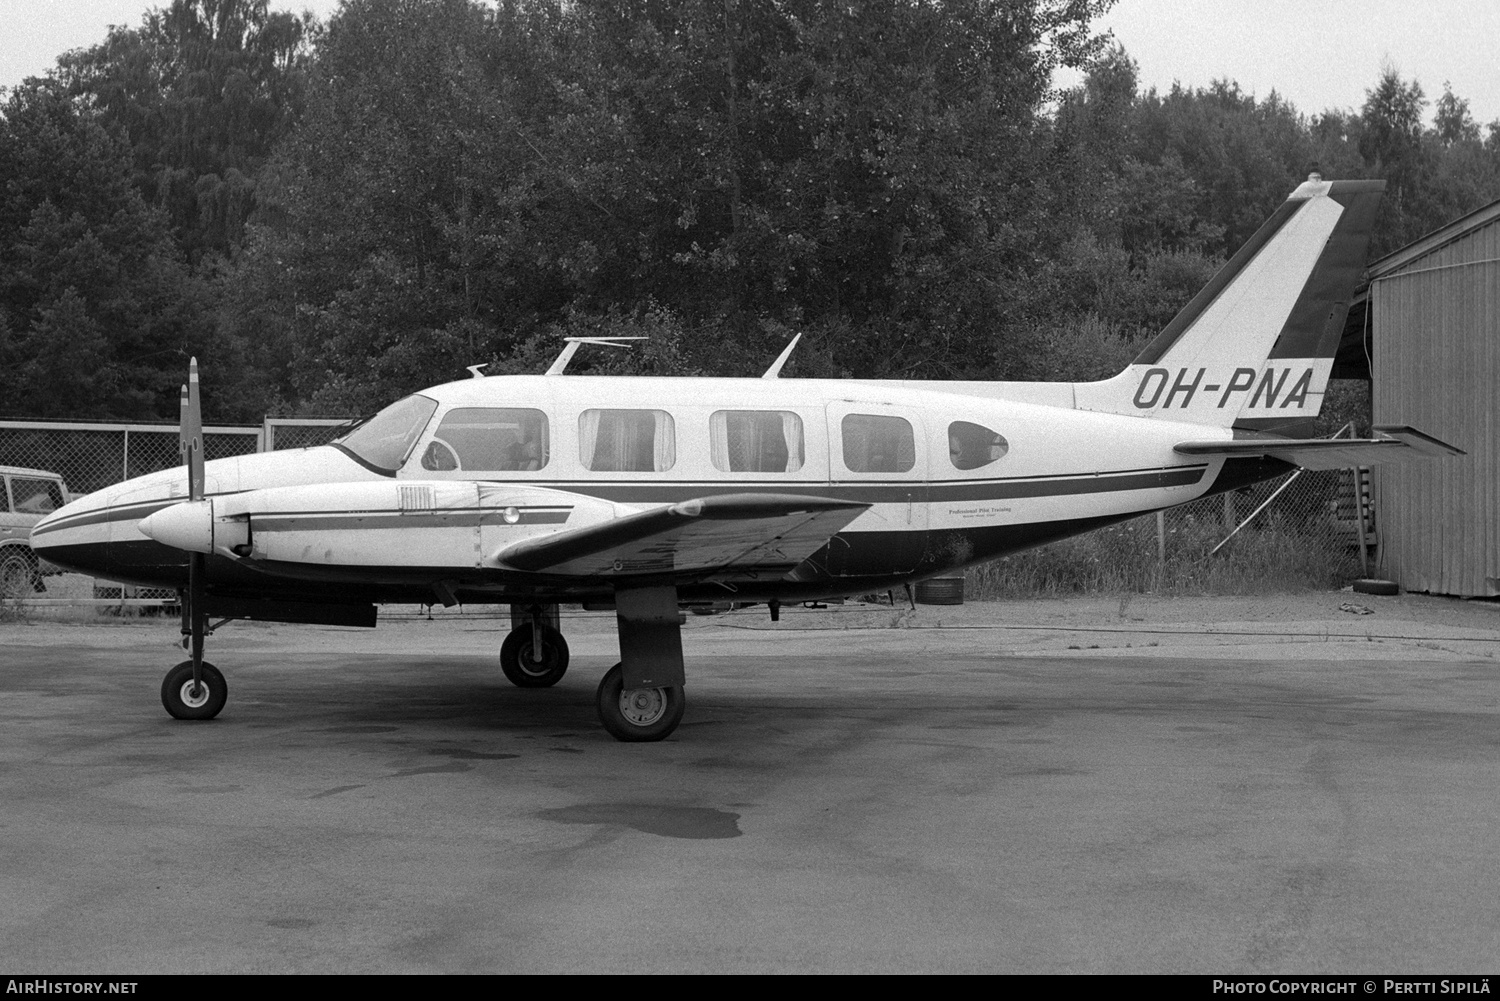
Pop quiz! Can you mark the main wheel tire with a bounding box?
[596,663,685,742]
[0,549,35,598]
[161,661,228,720]
[499,624,570,688]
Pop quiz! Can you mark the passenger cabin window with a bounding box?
[841,414,915,473]
[421,408,549,472]
[580,409,675,472]
[710,411,804,473]
[948,421,1009,471]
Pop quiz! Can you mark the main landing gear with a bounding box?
[504,589,689,742]
[596,663,685,741]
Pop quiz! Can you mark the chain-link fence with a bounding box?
[0,419,350,498]
[968,465,1374,597]
[263,418,349,452]
[0,417,347,610]
[1165,464,1371,577]
[0,423,259,497]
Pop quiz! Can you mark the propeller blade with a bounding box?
[180,357,204,502]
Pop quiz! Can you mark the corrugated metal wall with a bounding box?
[1372,217,1500,595]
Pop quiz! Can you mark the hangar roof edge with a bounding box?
[1365,197,1500,279]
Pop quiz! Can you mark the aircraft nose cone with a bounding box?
[29,494,96,555]
[27,492,115,577]
[138,501,214,554]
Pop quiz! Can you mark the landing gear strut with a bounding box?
[599,585,688,742]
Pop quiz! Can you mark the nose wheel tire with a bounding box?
[596,663,684,742]
[499,624,570,688]
[161,661,227,720]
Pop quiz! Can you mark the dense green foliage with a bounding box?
[2,0,1498,420]
[56,0,318,263]
[0,84,205,416]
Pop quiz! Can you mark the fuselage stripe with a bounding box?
[31,464,1207,537]
[255,510,570,531]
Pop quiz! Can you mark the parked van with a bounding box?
[1,465,69,597]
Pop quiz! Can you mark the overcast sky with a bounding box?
[3,1,1498,126]
[1070,0,1500,125]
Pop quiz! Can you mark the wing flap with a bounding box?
[1174,425,1464,470]
[491,493,870,579]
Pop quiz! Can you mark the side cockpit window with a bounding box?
[948,420,1008,470]
[710,411,804,473]
[421,408,549,472]
[581,409,675,472]
[841,414,915,473]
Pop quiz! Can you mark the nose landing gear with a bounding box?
[160,358,226,722]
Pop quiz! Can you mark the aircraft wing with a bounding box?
[1173,425,1464,471]
[490,493,870,579]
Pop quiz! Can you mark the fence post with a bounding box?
[1156,510,1166,564]
[1353,466,1370,576]
[122,428,129,482]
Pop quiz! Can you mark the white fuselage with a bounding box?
[32,374,1238,601]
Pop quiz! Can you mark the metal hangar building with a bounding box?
[1348,198,1500,596]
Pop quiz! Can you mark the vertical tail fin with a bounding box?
[1075,176,1384,429]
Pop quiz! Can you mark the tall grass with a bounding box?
[966,514,1361,598]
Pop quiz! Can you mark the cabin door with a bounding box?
[823,402,929,576]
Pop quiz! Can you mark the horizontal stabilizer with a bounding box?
[1173,425,1464,470]
[491,493,869,578]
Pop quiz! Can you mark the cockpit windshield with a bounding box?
[333,394,438,474]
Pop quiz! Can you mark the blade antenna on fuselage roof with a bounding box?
[762,333,802,379]
[544,336,648,375]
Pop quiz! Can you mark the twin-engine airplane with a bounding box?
[31,175,1462,741]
